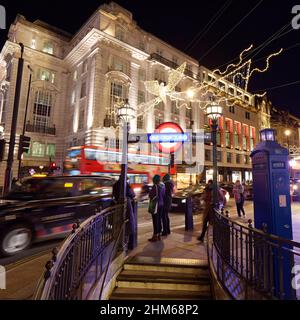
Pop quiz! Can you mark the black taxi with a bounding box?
[0,175,115,256]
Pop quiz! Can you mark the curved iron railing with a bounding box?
[34,203,126,300]
[209,209,300,300]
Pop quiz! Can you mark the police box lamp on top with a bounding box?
[259,128,277,142]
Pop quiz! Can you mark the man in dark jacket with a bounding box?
[162,174,174,236]
[148,175,165,242]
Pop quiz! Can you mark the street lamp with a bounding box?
[116,99,135,203]
[206,103,223,209]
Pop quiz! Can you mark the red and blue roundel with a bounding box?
[150,122,187,153]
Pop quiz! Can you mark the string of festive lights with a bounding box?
[136,45,282,118]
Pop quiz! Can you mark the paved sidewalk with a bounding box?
[128,210,207,262]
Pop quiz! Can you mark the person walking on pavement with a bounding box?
[148,175,165,242]
[161,174,174,236]
[233,180,246,218]
[197,180,225,243]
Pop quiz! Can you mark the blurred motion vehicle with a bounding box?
[0,175,115,256]
[63,146,169,195]
[171,184,230,212]
[290,179,300,201]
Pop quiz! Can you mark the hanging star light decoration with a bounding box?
[137,45,282,116]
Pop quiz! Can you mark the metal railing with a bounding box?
[34,203,127,300]
[209,209,300,300]
[149,53,200,80]
[26,123,56,135]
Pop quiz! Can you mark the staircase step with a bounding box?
[124,256,208,274]
[118,270,210,283]
[110,288,212,300]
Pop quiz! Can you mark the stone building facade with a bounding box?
[0,2,269,188]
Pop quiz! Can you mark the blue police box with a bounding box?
[251,128,295,299]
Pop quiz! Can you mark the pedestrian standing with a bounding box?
[148,175,165,242]
[162,174,174,236]
[197,180,225,243]
[233,180,246,217]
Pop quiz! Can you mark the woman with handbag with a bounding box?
[148,175,165,242]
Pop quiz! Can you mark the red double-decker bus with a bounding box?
[63,146,169,192]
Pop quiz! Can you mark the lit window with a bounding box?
[46,144,56,157]
[32,142,46,157]
[38,69,55,83]
[31,38,36,49]
[42,42,54,55]
[115,26,125,41]
[33,90,52,132]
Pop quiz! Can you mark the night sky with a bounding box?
[1,0,299,116]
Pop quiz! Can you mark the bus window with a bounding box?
[67,149,81,159]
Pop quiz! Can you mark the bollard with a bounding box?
[185,196,194,231]
[128,199,138,250]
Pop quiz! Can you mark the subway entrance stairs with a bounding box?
[109,256,212,300]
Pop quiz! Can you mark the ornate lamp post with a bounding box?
[206,103,223,208]
[116,99,135,203]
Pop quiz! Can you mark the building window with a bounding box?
[82,60,88,74]
[46,144,56,157]
[80,81,87,98]
[244,155,249,165]
[217,151,222,162]
[138,91,145,105]
[171,101,179,115]
[205,149,211,161]
[33,90,52,131]
[154,69,165,83]
[32,142,45,157]
[78,106,85,130]
[155,112,164,128]
[139,41,145,51]
[172,56,178,66]
[137,115,144,130]
[112,57,127,74]
[138,69,146,81]
[156,48,163,56]
[31,38,36,49]
[236,154,241,164]
[228,87,235,95]
[42,42,54,55]
[229,106,235,113]
[115,26,125,41]
[38,69,55,83]
[227,152,232,163]
[108,82,125,125]
[155,101,164,112]
[245,112,250,120]
[186,108,192,119]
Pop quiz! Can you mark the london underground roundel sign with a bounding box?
[149,122,187,153]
